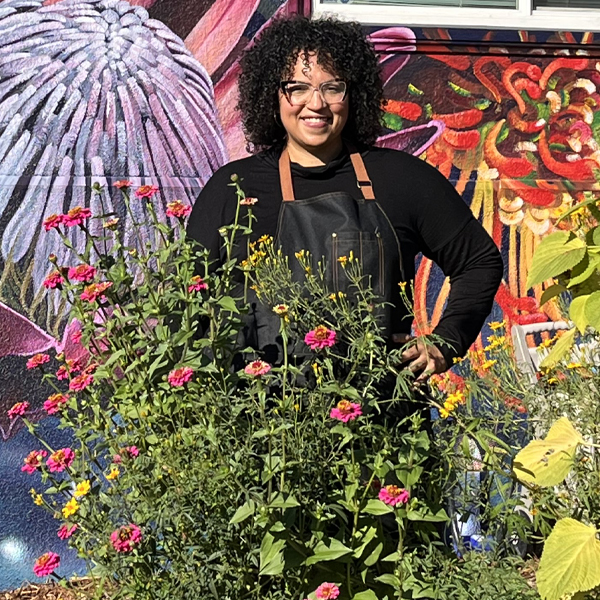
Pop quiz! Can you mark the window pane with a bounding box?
[320,0,517,7]
[533,0,600,7]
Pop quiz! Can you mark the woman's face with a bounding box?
[278,53,349,155]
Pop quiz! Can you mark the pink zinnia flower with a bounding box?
[44,394,69,415]
[113,180,132,189]
[8,401,29,419]
[168,367,194,387]
[304,325,337,350]
[43,271,65,289]
[135,185,159,199]
[122,446,139,459]
[57,359,83,380]
[57,524,78,540]
[69,372,94,392]
[68,264,97,282]
[240,197,258,206]
[315,583,340,600]
[188,275,208,292]
[379,485,410,507]
[110,524,143,553]
[166,200,192,218]
[47,448,75,473]
[80,281,112,303]
[244,360,271,376]
[330,400,362,423]
[33,552,60,577]
[71,330,83,344]
[26,353,50,369]
[22,450,47,474]
[63,207,92,227]
[43,214,64,231]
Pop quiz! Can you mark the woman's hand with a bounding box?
[392,333,448,384]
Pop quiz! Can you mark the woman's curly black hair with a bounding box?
[237,16,384,151]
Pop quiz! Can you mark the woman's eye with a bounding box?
[288,85,309,95]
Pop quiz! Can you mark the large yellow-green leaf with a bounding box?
[570,295,591,334]
[513,417,583,487]
[537,519,600,600]
[527,232,586,288]
[584,290,600,332]
[540,327,576,370]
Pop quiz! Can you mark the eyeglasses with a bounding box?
[280,80,347,106]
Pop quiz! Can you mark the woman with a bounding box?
[187,16,503,380]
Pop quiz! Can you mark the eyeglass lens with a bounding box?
[284,81,346,105]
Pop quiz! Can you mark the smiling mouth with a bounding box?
[301,116,332,124]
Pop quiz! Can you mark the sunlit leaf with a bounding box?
[539,327,576,370]
[527,232,586,288]
[570,295,590,334]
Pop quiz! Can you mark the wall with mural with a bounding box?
[0,0,596,588]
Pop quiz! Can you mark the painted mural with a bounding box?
[0,0,597,588]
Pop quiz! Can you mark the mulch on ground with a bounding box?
[1,578,111,600]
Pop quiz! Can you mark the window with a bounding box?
[314,0,600,31]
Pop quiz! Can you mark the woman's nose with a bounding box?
[306,87,327,110]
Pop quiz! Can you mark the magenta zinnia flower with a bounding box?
[379,485,410,507]
[22,450,48,474]
[111,524,143,553]
[166,199,192,218]
[244,360,271,376]
[44,394,69,415]
[26,353,50,369]
[43,271,65,289]
[57,524,78,540]
[8,401,29,419]
[330,400,362,423]
[68,264,97,282]
[188,275,208,292]
[135,184,159,199]
[80,281,112,303]
[240,196,258,206]
[304,325,336,350]
[315,583,340,600]
[168,367,194,387]
[63,207,92,227]
[33,552,60,577]
[43,214,64,232]
[69,372,94,392]
[47,448,75,473]
[122,446,139,459]
[113,180,133,189]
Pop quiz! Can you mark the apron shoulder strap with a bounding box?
[278,142,375,202]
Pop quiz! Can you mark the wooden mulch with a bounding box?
[1,578,112,600]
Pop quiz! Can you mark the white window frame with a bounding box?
[313,0,600,32]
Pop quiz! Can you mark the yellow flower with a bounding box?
[488,321,506,331]
[484,335,507,351]
[539,336,557,348]
[337,255,348,267]
[328,293,337,301]
[295,250,306,260]
[481,359,497,371]
[447,391,465,406]
[34,494,44,506]
[74,480,91,498]
[62,498,79,518]
[567,362,583,369]
[257,235,272,245]
[293,404,300,411]
[106,466,120,480]
[547,377,559,385]
[452,356,463,364]
[398,281,407,291]
[439,408,450,419]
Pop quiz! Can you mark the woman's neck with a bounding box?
[285,137,344,167]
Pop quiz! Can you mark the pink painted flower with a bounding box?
[57,524,78,540]
[63,207,92,227]
[43,394,69,415]
[43,214,64,232]
[304,325,337,350]
[69,372,94,392]
[240,196,258,206]
[134,184,159,199]
[71,329,83,344]
[33,552,60,577]
[113,180,133,189]
[68,264,97,283]
[122,446,139,459]
[168,366,194,387]
[188,275,208,292]
[47,448,75,473]
[166,199,192,218]
[379,485,410,507]
[43,271,65,289]
[244,360,271,376]
[330,400,362,423]
[8,401,29,419]
[110,524,143,553]
[80,281,112,303]
[315,583,340,600]
[26,353,50,369]
[22,450,48,474]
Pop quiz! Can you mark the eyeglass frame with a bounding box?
[279,79,348,106]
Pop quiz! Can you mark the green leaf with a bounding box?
[570,295,590,334]
[568,254,599,287]
[259,532,286,575]
[363,542,383,566]
[540,283,568,306]
[230,499,255,525]
[513,417,583,487]
[362,499,393,516]
[352,591,379,600]
[375,573,401,589]
[537,519,600,600]
[353,526,378,559]
[269,493,300,509]
[527,232,586,288]
[217,296,239,313]
[584,290,600,332]
[540,327,576,369]
[381,551,400,562]
[305,538,352,565]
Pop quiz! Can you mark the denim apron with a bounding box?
[244,143,405,363]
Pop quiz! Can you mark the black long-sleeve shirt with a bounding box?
[187,145,503,364]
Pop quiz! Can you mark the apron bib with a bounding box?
[244,143,405,363]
